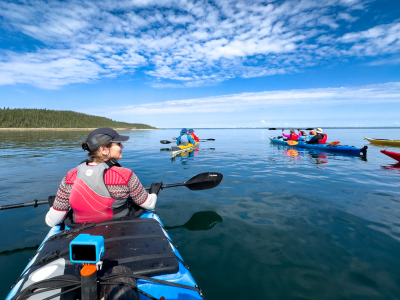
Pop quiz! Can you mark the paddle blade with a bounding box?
[305,128,314,130]
[287,141,298,146]
[160,140,172,144]
[268,128,277,130]
[329,141,340,145]
[185,172,223,191]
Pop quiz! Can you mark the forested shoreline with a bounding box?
[0,108,156,129]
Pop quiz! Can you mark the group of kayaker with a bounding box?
[176,128,199,145]
[282,128,327,144]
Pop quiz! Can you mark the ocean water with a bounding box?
[1,128,400,300]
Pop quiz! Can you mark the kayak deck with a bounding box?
[381,150,400,162]
[171,142,199,157]
[6,211,203,300]
[269,136,366,156]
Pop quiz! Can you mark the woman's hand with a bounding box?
[149,182,163,195]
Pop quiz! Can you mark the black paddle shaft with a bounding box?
[144,172,223,191]
[1,172,223,211]
[0,200,48,211]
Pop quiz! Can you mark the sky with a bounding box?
[0,0,399,128]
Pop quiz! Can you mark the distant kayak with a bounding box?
[269,136,367,156]
[365,137,400,146]
[381,150,400,162]
[171,142,199,157]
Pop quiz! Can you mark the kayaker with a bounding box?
[176,128,195,145]
[282,129,300,141]
[188,129,200,142]
[309,130,316,135]
[299,130,307,136]
[307,128,328,144]
[45,128,162,227]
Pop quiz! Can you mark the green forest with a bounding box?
[0,108,156,129]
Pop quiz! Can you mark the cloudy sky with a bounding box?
[1,0,399,127]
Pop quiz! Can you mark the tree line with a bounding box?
[0,108,156,129]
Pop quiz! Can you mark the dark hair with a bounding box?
[86,142,113,163]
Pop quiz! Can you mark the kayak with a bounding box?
[269,136,368,156]
[381,150,400,162]
[365,137,400,146]
[171,142,199,157]
[6,211,204,300]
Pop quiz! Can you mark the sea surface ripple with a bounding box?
[1,128,400,299]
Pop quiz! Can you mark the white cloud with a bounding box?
[91,82,400,115]
[0,0,398,88]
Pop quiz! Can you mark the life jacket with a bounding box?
[67,160,131,223]
[179,134,189,144]
[318,134,328,144]
[289,133,298,141]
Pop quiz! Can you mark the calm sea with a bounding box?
[1,129,400,300]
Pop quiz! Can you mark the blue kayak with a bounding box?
[269,136,367,156]
[6,211,204,300]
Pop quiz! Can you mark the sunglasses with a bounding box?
[113,142,123,147]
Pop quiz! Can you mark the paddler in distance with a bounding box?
[188,129,199,142]
[282,129,301,141]
[45,128,163,227]
[176,128,196,145]
[307,128,328,144]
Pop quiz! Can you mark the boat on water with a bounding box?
[269,136,367,156]
[6,211,204,300]
[365,137,400,146]
[381,150,400,162]
[171,142,199,157]
[5,172,224,300]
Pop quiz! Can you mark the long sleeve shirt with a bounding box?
[45,165,157,227]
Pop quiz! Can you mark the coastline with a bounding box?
[0,128,158,131]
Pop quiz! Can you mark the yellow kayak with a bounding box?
[171,142,200,157]
[364,137,400,146]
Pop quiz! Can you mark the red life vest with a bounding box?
[289,133,298,141]
[318,134,328,144]
[66,162,133,223]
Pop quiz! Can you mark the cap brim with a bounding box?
[111,135,130,142]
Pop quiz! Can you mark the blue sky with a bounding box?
[0,0,399,128]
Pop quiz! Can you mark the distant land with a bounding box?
[0,108,156,130]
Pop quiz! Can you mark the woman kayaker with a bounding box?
[177,128,196,145]
[282,129,301,141]
[188,129,200,142]
[307,128,327,144]
[45,128,162,227]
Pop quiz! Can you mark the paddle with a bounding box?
[287,141,298,146]
[160,140,172,144]
[0,172,223,211]
[165,211,223,231]
[268,128,314,130]
[171,137,215,141]
[329,141,340,145]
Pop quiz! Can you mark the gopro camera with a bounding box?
[70,234,104,264]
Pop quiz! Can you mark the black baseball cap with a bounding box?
[83,128,129,151]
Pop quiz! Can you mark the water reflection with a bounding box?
[165,211,223,231]
[381,163,400,173]
[272,143,367,165]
